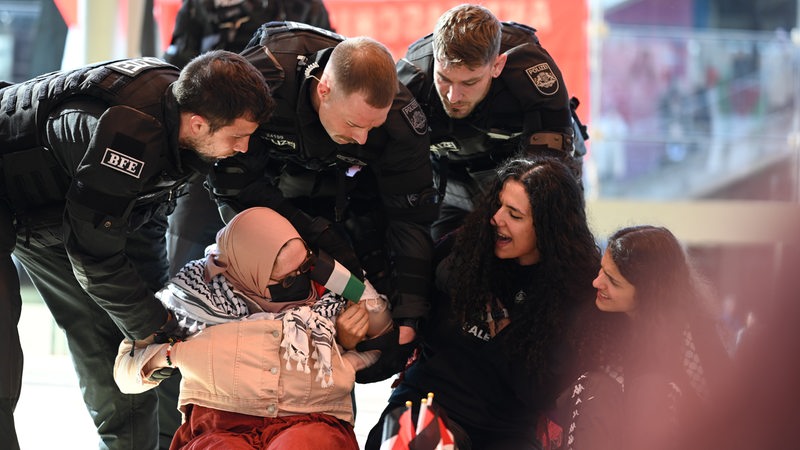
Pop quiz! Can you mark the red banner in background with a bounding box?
[154,0,183,51]
[53,0,77,28]
[151,0,589,122]
[325,0,589,123]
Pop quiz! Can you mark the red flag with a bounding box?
[393,405,416,450]
[536,415,563,450]
[382,396,455,450]
[409,406,455,450]
[380,402,416,450]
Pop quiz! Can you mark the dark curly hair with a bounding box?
[447,156,600,380]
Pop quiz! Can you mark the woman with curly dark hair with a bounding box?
[364,156,600,450]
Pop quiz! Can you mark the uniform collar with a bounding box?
[297,48,333,128]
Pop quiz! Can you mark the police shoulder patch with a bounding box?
[107,57,172,77]
[101,148,145,179]
[401,98,428,135]
[525,63,559,96]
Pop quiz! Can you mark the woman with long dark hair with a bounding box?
[559,225,732,450]
[365,156,600,450]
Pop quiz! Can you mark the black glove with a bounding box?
[148,367,177,382]
[152,310,182,343]
[313,221,363,277]
[354,327,417,384]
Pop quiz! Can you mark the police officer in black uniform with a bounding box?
[165,0,333,68]
[397,4,589,241]
[163,0,335,278]
[0,51,272,450]
[206,22,439,383]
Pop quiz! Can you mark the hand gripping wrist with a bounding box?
[148,340,180,381]
[152,310,180,344]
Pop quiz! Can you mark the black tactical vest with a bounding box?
[0,57,178,153]
[240,21,343,124]
[0,57,183,227]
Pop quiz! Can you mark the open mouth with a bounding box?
[495,231,511,244]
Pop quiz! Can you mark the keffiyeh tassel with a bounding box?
[281,309,311,374]
[310,316,336,388]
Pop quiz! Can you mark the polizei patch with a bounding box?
[525,63,559,96]
[101,148,144,178]
[402,99,428,135]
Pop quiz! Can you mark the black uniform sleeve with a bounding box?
[396,57,430,101]
[369,86,438,322]
[501,43,574,152]
[208,138,365,276]
[300,0,333,31]
[54,105,171,340]
[396,34,435,103]
[163,0,204,68]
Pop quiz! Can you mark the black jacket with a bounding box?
[397,22,580,203]
[0,58,203,339]
[164,0,333,68]
[210,22,437,322]
[389,253,569,449]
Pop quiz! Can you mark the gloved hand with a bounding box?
[312,220,363,276]
[354,326,417,383]
[152,310,182,343]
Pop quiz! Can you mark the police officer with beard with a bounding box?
[163,0,335,278]
[0,51,272,450]
[207,22,439,383]
[397,4,589,241]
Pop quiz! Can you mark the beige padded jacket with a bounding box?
[114,319,355,424]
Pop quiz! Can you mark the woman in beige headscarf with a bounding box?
[114,207,390,450]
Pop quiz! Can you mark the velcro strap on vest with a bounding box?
[67,181,132,218]
[1,147,69,209]
[4,88,16,115]
[529,132,564,151]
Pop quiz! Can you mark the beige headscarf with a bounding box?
[193,207,339,387]
[205,207,301,303]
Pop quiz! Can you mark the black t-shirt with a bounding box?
[390,259,562,448]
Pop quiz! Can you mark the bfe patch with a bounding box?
[101,148,144,178]
[107,57,172,77]
[525,63,559,96]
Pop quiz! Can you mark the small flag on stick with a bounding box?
[380,401,416,450]
[381,393,455,450]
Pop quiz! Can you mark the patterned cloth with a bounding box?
[158,260,250,337]
[157,259,348,387]
[682,328,709,402]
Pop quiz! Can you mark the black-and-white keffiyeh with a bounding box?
[156,259,348,388]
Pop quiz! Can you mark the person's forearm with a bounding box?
[113,340,168,394]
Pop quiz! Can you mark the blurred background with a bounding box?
[3,0,798,448]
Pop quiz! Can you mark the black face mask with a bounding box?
[268,272,312,303]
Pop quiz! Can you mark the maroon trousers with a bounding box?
[171,405,359,450]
